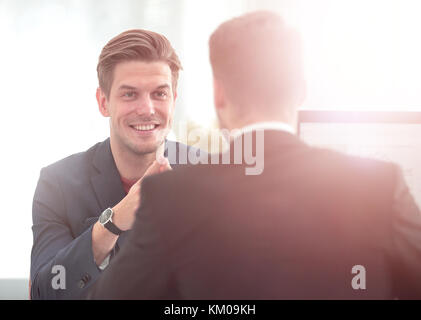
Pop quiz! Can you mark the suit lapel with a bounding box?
[91,138,126,211]
[90,138,129,250]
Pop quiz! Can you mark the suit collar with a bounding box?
[230,129,304,150]
[91,138,126,211]
[260,129,304,147]
[232,121,296,139]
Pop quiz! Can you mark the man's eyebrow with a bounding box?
[156,84,170,90]
[118,85,137,91]
[117,84,171,91]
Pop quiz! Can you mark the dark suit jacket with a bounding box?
[89,130,421,299]
[30,138,201,299]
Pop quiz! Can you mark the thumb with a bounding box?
[159,157,172,173]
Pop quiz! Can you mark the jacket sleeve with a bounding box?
[30,167,102,300]
[87,177,173,300]
[389,165,421,299]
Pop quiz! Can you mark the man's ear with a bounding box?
[213,78,226,111]
[96,87,110,117]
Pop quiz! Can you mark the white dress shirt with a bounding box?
[230,121,296,141]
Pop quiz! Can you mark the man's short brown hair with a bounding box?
[209,11,304,110]
[97,29,182,98]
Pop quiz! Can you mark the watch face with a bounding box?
[99,208,112,225]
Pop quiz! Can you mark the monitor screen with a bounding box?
[298,111,421,208]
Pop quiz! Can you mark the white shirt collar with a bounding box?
[230,121,296,140]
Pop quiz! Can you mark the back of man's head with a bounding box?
[209,11,305,120]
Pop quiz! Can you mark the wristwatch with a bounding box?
[99,208,123,235]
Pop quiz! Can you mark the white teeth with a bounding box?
[133,124,156,131]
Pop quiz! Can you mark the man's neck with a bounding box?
[110,138,158,181]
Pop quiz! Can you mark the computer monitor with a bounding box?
[298,110,421,208]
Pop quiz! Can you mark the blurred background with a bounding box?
[1,0,421,299]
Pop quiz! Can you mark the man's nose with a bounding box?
[135,95,155,116]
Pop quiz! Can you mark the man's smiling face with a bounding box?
[98,60,176,156]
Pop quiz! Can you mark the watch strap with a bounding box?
[105,220,123,235]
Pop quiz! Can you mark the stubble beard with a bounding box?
[125,135,164,157]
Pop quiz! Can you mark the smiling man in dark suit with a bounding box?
[89,12,421,299]
[30,29,202,299]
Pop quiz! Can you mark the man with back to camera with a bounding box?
[89,12,421,299]
[30,29,201,299]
